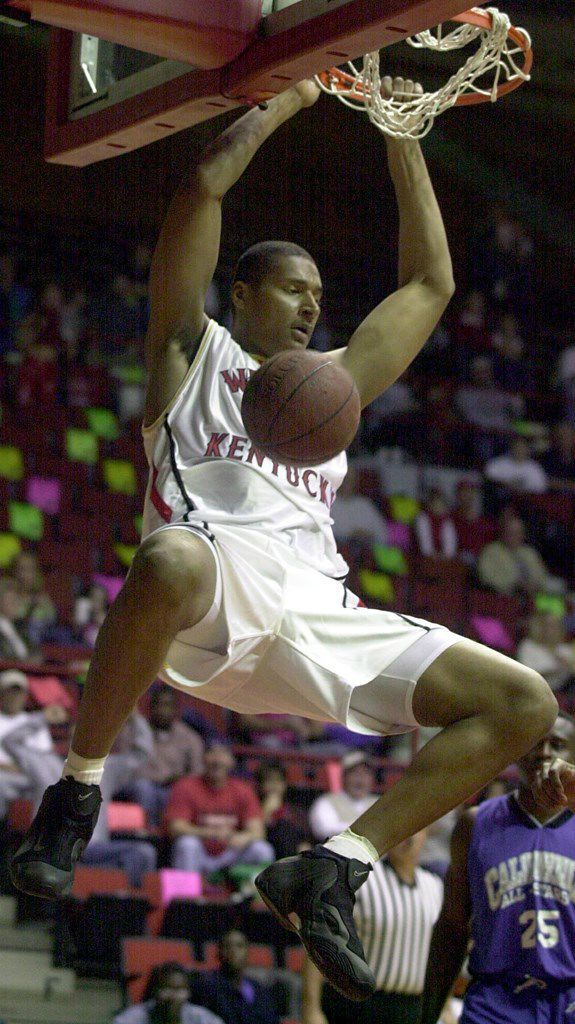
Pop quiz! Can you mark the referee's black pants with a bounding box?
[322,984,422,1024]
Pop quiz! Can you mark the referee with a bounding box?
[302,830,449,1024]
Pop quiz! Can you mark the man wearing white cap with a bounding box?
[0,671,64,820]
[308,751,379,844]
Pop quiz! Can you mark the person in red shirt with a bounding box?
[451,479,497,565]
[165,742,274,873]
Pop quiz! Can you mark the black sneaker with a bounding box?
[255,845,376,1001]
[10,777,102,899]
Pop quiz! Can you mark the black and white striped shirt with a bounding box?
[354,859,443,994]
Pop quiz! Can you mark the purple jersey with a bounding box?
[467,794,575,982]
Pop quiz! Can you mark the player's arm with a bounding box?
[419,809,475,1024]
[144,84,319,401]
[333,78,455,409]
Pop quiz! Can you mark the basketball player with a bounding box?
[420,711,575,1024]
[11,78,556,1002]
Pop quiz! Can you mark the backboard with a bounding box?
[7,0,473,165]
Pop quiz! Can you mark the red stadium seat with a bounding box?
[411,579,466,628]
[107,801,147,834]
[285,946,305,972]
[43,570,78,624]
[7,798,33,834]
[467,589,526,637]
[122,936,199,1004]
[72,865,130,900]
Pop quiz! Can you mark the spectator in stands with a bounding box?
[191,929,280,1024]
[82,711,158,886]
[516,611,575,696]
[484,436,548,498]
[59,282,89,359]
[454,355,523,461]
[360,377,421,454]
[230,710,326,750]
[451,478,496,564]
[422,381,462,465]
[308,750,378,843]
[490,311,531,392]
[554,336,575,426]
[253,761,309,859]
[165,742,274,875]
[15,303,59,407]
[0,251,33,356]
[0,578,40,661]
[330,465,389,547]
[112,961,225,1024]
[73,583,110,648]
[476,512,557,597]
[302,830,448,1024]
[413,488,457,559]
[452,290,491,362]
[473,208,534,312]
[124,684,205,826]
[0,670,64,820]
[88,271,143,359]
[541,421,575,489]
[9,551,57,648]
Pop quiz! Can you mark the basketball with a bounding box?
[241,350,361,467]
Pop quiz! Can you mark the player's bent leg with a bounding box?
[350,638,557,857]
[256,638,557,1003]
[10,528,217,899]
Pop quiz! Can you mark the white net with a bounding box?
[316,7,531,140]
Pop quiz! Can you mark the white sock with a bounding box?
[62,750,107,786]
[322,828,379,866]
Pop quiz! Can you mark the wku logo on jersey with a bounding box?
[220,368,252,393]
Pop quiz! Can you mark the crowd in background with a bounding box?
[0,199,573,1020]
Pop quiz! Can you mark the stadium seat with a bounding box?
[72,865,131,900]
[467,589,525,636]
[7,798,33,834]
[0,532,21,567]
[122,936,195,1004]
[0,445,24,481]
[107,801,147,834]
[469,614,515,653]
[8,500,44,541]
[285,946,305,973]
[25,475,62,515]
[411,579,466,627]
[66,427,99,465]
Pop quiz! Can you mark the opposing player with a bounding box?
[11,78,556,1002]
[420,711,575,1024]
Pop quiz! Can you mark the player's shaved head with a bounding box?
[232,240,316,288]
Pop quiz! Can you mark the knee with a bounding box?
[502,666,558,743]
[130,532,198,608]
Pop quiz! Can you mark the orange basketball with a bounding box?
[241,350,361,467]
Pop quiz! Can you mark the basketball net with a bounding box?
[316,7,532,140]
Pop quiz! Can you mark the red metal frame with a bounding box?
[17,0,473,165]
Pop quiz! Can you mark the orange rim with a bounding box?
[318,7,533,107]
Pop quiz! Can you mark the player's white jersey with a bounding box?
[142,319,349,578]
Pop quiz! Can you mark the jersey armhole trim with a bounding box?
[142,318,216,436]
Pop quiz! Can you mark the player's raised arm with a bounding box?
[335,77,455,409]
[145,81,320,369]
[419,810,474,1024]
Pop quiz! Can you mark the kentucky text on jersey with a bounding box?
[485,850,575,910]
[142,321,348,579]
[202,430,336,510]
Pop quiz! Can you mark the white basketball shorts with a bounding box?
[152,521,464,737]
